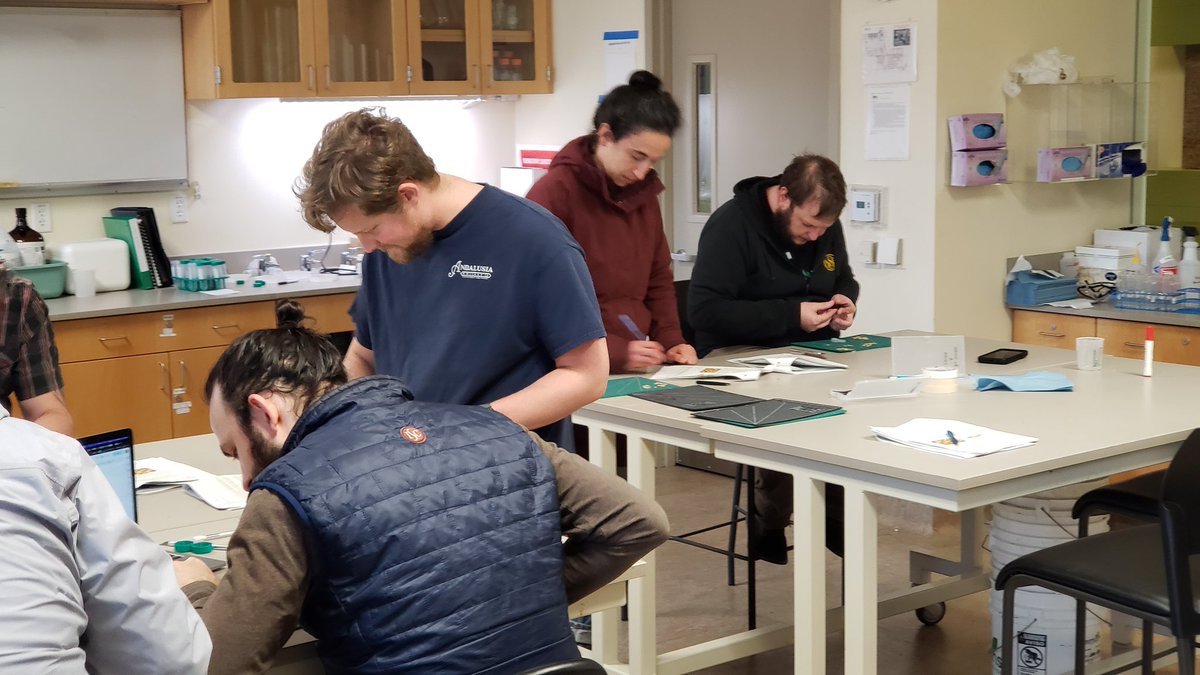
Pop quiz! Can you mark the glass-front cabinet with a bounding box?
[407,0,551,95]
[314,0,408,97]
[186,0,409,98]
[182,0,550,99]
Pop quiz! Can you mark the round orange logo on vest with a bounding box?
[823,254,836,272]
[400,426,427,444]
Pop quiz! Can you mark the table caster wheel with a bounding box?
[915,602,946,625]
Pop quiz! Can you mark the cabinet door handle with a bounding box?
[473,63,480,89]
[324,64,332,87]
[159,361,169,395]
[177,359,188,393]
[211,323,240,331]
[1037,331,1065,338]
[1124,341,1146,349]
[97,335,128,343]
[307,65,315,90]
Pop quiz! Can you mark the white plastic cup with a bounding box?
[70,268,97,298]
[1076,337,1104,371]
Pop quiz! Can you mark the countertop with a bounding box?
[1011,302,1200,328]
[45,273,361,321]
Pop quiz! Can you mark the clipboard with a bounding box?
[691,399,845,428]
[631,385,761,411]
[603,377,678,398]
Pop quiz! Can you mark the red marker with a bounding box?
[1142,326,1154,378]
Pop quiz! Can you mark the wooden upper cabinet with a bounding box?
[407,0,551,95]
[480,0,551,94]
[183,0,409,99]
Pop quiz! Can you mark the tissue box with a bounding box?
[1075,245,1138,271]
[1095,142,1145,179]
[1006,270,1078,306]
[948,113,1006,151]
[1038,146,1094,182]
[951,149,1008,186]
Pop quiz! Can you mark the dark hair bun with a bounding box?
[275,298,308,329]
[628,70,662,90]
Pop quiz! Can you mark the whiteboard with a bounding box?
[0,8,188,191]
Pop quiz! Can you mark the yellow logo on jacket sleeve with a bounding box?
[822,254,836,272]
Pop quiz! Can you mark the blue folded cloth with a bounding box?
[973,371,1073,392]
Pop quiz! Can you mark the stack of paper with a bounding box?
[184,474,248,510]
[728,352,848,374]
[134,457,247,509]
[651,365,762,381]
[134,457,208,493]
[870,418,1037,458]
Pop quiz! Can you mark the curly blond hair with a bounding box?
[295,109,439,232]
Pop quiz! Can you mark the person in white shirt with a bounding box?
[0,408,211,673]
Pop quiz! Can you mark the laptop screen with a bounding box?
[79,428,136,522]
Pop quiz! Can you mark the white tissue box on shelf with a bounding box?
[1075,245,1138,271]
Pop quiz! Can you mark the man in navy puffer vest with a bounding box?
[175,300,668,674]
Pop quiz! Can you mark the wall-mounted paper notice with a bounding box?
[603,30,639,91]
[865,85,911,161]
[862,22,918,84]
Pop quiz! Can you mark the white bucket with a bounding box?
[989,591,1104,675]
[989,489,1109,674]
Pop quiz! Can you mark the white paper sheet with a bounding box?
[604,34,638,91]
[865,85,911,161]
[862,22,918,84]
[650,365,762,381]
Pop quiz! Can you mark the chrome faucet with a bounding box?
[246,253,281,276]
[299,249,323,272]
[340,247,364,269]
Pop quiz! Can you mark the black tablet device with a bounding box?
[977,348,1028,365]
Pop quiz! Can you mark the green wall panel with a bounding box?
[1152,0,1200,46]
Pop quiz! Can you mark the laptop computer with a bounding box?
[79,428,137,522]
[78,428,226,571]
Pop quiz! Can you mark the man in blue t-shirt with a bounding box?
[294,109,608,448]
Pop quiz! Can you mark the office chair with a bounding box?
[516,657,607,675]
[667,279,758,627]
[1072,468,1166,537]
[995,428,1200,675]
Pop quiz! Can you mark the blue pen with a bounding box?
[945,430,959,445]
[617,314,649,341]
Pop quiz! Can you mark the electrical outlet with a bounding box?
[171,194,188,224]
[30,203,51,232]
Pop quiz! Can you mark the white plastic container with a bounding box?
[1178,239,1200,288]
[48,239,132,292]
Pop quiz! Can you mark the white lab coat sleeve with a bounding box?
[73,447,212,674]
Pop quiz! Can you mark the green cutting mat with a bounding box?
[603,377,679,398]
[791,334,891,353]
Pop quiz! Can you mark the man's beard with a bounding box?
[772,203,795,244]
[246,424,284,479]
[383,230,434,265]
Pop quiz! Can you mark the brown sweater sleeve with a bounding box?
[531,432,669,603]
[190,489,312,675]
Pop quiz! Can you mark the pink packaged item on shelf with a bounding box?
[948,113,1006,151]
[1037,146,1094,182]
[951,149,1008,186]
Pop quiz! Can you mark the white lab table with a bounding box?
[574,333,1190,674]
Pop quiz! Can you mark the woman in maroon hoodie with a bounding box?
[528,70,697,373]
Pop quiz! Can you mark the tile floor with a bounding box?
[629,463,1178,675]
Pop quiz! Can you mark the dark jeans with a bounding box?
[755,468,845,557]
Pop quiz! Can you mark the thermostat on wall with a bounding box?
[849,187,882,223]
